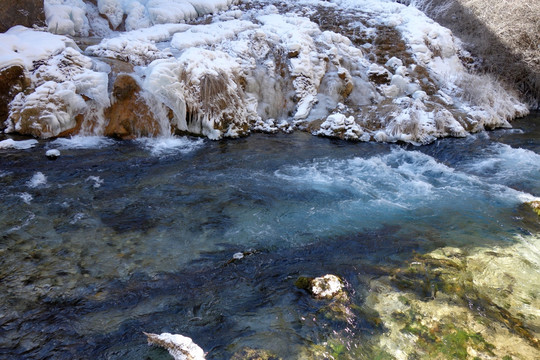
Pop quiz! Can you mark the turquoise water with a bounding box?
[0,114,539,359]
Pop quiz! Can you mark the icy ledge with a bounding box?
[0,0,529,143]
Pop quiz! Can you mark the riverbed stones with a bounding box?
[144,332,205,360]
[231,347,281,360]
[527,200,540,216]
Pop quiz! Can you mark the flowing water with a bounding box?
[1,113,539,359]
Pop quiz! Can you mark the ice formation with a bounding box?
[0,0,530,143]
[145,332,206,360]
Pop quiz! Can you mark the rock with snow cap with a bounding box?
[145,332,205,360]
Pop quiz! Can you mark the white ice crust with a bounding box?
[1,0,530,143]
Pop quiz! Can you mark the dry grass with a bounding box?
[411,0,540,107]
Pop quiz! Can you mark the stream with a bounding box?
[1,113,539,359]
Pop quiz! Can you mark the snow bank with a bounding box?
[87,24,190,65]
[0,26,76,70]
[45,0,238,35]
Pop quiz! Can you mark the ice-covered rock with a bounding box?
[296,274,345,300]
[4,43,110,138]
[2,0,530,142]
[145,332,205,360]
[45,148,61,159]
[0,139,38,149]
[310,274,344,299]
[143,47,254,139]
[315,113,368,141]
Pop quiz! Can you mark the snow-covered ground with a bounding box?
[0,0,529,142]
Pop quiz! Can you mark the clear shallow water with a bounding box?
[1,114,539,359]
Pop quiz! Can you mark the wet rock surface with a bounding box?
[104,74,161,139]
[0,0,45,33]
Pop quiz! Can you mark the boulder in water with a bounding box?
[296,274,344,299]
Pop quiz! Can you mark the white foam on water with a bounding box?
[50,136,116,149]
[86,176,104,188]
[8,212,35,233]
[18,192,33,204]
[275,147,535,212]
[0,139,39,149]
[135,136,204,156]
[463,143,540,182]
[26,172,48,188]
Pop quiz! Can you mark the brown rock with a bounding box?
[0,65,30,130]
[0,0,45,33]
[104,74,162,139]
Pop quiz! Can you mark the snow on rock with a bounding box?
[5,44,110,138]
[315,112,368,141]
[310,274,344,299]
[86,24,190,65]
[45,0,238,35]
[3,0,529,143]
[145,332,205,360]
[0,26,77,70]
[45,148,61,159]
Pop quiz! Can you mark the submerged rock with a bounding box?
[145,332,205,360]
[527,201,540,216]
[231,347,281,360]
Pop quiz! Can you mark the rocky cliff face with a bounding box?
[0,0,45,33]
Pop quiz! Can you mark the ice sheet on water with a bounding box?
[135,136,204,156]
[0,139,38,150]
[50,136,116,149]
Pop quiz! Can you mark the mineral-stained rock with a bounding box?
[527,200,540,216]
[0,65,30,130]
[0,0,45,33]
[104,74,161,139]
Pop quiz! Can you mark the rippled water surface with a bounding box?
[1,114,539,359]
